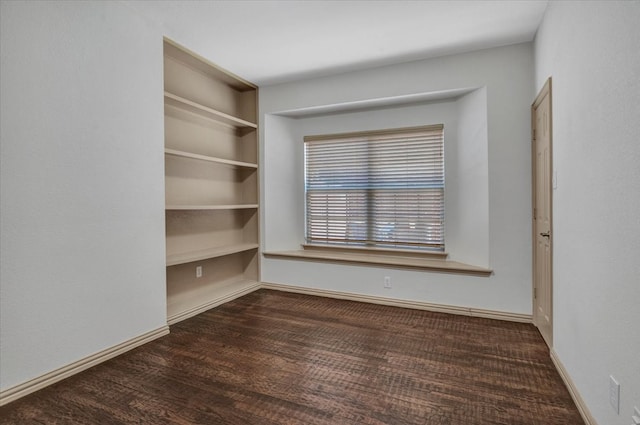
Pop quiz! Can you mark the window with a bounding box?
[304,125,444,251]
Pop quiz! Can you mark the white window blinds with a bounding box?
[304,125,444,251]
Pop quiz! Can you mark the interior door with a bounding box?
[532,78,553,348]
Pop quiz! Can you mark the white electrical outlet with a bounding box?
[609,375,620,414]
[632,406,640,425]
[196,266,202,278]
[383,276,392,289]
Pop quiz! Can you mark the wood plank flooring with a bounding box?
[0,289,584,424]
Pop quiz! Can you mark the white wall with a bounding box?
[534,2,640,424]
[453,88,489,266]
[0,1,167,391]
[260,43,534,315]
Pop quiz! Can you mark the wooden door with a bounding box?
[532,78,553,347]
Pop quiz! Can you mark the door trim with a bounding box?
[532,77,553,347]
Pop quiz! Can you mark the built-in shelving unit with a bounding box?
[163,38,260,325]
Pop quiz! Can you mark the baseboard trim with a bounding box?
[0,325,170,407]
[261,282,532,323]
[0,282,532,407]
[167,280,262,325]
[550,349,597,425]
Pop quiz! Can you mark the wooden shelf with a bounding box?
[165,204,258,210]
[165,148,257,169]
[167,243,259,267]
[263,249,492,276]
[165,92,257,129]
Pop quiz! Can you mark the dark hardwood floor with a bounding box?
[0,289,584,424]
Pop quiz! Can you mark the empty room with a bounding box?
[0,1,638,424]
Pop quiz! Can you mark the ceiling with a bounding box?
[126,0,548,86]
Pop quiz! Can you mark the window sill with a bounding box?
[263,245,492,276]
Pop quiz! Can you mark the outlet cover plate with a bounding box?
[383,276,391,289]
[609,375,620,414]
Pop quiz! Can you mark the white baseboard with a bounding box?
[0,282,532,407]
[550,349,597,425]
[0,325,170,407]
[261,282,532,323]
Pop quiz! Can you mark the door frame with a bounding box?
[531,77,553,347]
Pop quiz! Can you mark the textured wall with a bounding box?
[260,43,534,315]
[0,1,167,391]
[534,1,640,424]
